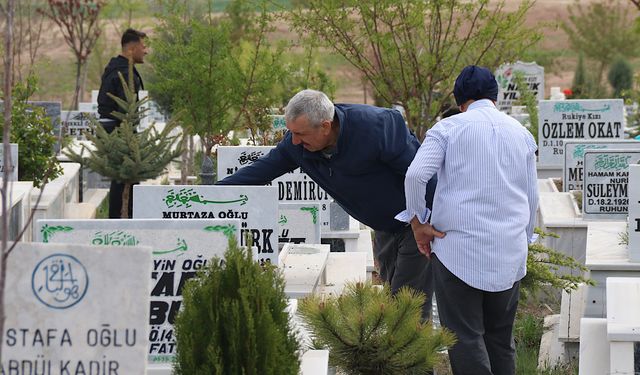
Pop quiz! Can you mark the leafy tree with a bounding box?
[174,238,299,374]
[299,282,455,374]
[150,0,289,186]
[562,0,640,86]
[289,0,540,139]
[40,0,105,109]
[608,56,633,98]
[0,76,62,187]
[65,65,183,218]
[279,45,336,107]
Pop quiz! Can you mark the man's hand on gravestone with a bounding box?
[410,219,445,259]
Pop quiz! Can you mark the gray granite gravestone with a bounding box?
[538,99,624,167]
[582,150,640,220]
[132,185,278,264]
[563,140,640,191]
[1,101,62,152]
[1,242,151,373]
[35,218,240,365]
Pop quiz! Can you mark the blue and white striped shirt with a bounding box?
[395,99,539,292]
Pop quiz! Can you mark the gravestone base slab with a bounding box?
[585,221,640,318]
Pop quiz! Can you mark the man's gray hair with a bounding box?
[285,89,334,128]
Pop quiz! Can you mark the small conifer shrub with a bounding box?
[522,228,595,301]
[173,239,299,375]
[299,282,455,375]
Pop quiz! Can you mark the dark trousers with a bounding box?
[109,180,134,218]
[373,225,433,320]
[432,254,519,375]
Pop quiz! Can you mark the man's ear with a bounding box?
[321,120,332,134]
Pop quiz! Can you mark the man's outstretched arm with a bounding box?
[217,142,299,185]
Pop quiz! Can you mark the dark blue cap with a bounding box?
[453,65,498,106]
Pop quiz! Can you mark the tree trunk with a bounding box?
[0,0,15,364]
[188,135,194,176]
[78,59,89,104]
[180,135,188,184]
[121,182,131,219]
[72,57,83,110]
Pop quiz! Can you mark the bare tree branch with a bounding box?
[40,0,105,108]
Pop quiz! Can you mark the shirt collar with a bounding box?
[467,99,496,111]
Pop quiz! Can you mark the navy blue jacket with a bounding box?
[218,104,437,232]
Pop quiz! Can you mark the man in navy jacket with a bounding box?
[218,89,437,318]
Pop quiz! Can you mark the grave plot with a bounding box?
[35,218,240,365]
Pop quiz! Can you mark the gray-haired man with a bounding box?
[218,89,438,318]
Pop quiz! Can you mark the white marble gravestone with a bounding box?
[35,218,240,365]
[133,185,279,264]
[0,143,18,180]
[278,202,321,244]
[582,150,640,220]
[628,165,640,261]
[61,111,98,140]
[538,99,624,167]
[1,242,151,374]
[563,140,640,192]
[138,90,151,130]
[495,61,544,113]
[78,102,98,112]
[217,146,331,230]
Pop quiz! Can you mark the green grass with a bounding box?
[514,303,579,375]
[95,195,109,219]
